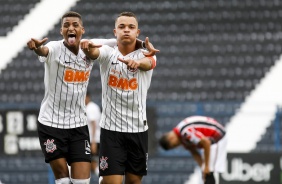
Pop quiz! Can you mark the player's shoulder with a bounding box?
[45,40,63,51]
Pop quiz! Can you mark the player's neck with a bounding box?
[118,42,136,56]
[63,41,79,55]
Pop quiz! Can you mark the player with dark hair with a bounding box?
[27,11,158,184]
[159,116,227,184]
[81,11,158,184]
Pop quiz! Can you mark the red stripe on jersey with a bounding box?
[175,116,225,146]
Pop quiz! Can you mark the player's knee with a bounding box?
[55,177,71,184]
[71,178,90,184]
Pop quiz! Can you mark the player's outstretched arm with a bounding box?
[90,38,117,48]
[27,38,49,57]
[80,39,101,60]
[118,56,156,71]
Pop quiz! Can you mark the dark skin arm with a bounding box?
[27,37,49,56]
[188,138,211,181]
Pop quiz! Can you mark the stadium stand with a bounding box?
[1,0,282,183]
[0,0,40,36]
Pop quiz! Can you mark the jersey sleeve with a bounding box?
[38,41,59,63]
[95,45,113,65]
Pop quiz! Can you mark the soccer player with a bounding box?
[159,116,227,184]
[85,91,101,176]
[27,11,158,184]
[80,12,157,184]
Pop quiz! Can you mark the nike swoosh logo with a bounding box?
[85,151,91,154]
[65,61,71,63]
[111,62,118,65]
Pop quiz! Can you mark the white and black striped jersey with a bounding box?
[38,40,93,129]
[96,45,156,133]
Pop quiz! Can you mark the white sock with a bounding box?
[55,177,71,184]
[71,178,90,184]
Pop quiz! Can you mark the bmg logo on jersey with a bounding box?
[64,69,90,83]
[108,74,138,91]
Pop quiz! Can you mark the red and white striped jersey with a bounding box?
[38,40,93,129]
[173,116,226,148]
[95,45,156,133]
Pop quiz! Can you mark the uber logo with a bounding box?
[220,153,281,184]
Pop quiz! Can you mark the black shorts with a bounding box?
[99,128,148,176]
[37,123,91,164]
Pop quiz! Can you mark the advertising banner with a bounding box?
[0,110,41,155]
[220,153,282,184]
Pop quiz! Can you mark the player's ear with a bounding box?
[137,29,140,37]
[113,29,117,37]
[60,28,63,35]
[82,27,85,34]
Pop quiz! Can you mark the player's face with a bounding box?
[167,131,181,149]
[114,16,140,45]
[60,17,85,47]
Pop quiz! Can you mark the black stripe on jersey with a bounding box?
[113,59,119,132]
[125,64,129,132]
[63,52,71,128]
[73,55,84,127]
[51,55,61,128]
[68,59,76,127]
[58,63,65,128]
[102,54,115,130]
[132,52,140,132]
[118,57,124,132]
[179,121,226,136]
[138,71,142,132]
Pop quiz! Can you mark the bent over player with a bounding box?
[159,116,227,184]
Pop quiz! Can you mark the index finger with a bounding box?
[117,57,128,64]
[143,49,160,57]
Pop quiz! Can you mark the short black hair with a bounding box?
[115,11,138,24]
[61,11,83,26]
[159,134,170,150]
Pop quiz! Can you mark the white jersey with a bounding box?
[96,45,156,133]
[86,101,101,143]
[38,40,93,129]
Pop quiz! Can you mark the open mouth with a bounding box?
[68,33,76,44]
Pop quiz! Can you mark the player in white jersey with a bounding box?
[80,12,158,184]
[26,11,158,184]
[85,91,101,176]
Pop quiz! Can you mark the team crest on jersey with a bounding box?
[100,156,108,171]
[82,56,91,68]
[44,139,57,153]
